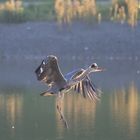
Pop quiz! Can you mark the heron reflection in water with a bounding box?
[35,55,104,128]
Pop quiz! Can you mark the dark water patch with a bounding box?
[0,21,140,59]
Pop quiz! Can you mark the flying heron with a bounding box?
[35,55,104,128]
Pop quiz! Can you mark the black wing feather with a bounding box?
[72,75,101,101]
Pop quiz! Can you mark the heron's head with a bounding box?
[47,55,58,62]
[89,63,104,72]
[35,55,58,82]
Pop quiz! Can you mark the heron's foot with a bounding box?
[64,120,69,129]
[60,114,69,128]
[56,104,69,129]
[60,115,69,128]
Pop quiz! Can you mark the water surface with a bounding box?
[0,83,140,140]
[0,21,140,140]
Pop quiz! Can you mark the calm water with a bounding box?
[0,84,140,140]
[0,57,140,140]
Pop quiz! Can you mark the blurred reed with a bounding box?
[0,0,139,26]
[0,0,25,22]
[110,0,139,27]
[54,0,99,24]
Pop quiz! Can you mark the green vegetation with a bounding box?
[0,10,26,23]
[24,2,55,21]
[97,2,111,20]
[0,0,139,24]
[0,0,55,23]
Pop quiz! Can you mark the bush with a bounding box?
[0,10,27,23]
[24,3,55,21]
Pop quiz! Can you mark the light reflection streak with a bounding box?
[110,83,139,135]
[0,92,23,136]
[55,93,97,136]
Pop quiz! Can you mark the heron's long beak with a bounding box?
[94,67,105,72]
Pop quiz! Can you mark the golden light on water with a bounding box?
[55,83,140,136]
[55,93,97,134]
[0,93,23,135]
[0,83,139,138]
[127,83,139,134]
[6,94,23,126]
[110,83,139,135]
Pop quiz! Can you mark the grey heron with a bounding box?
[35,55,104,128]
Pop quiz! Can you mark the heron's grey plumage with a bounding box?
[35,55,102,101]
[35,55,103,128]
[65,69,101,100]
[35,55,67,95]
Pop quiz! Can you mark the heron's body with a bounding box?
[35,55,104,128]
[35,55,103,100]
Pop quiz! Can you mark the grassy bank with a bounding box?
[24,2,55,21]
[0,0,139,24]
[0,0,55,23]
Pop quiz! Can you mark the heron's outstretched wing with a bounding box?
[64,69,82,81]
[72,76,101,101]
[35,56,66,87]
[70,69,101,101]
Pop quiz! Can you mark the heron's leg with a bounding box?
[56,92,69,128]
[56,92,64,119]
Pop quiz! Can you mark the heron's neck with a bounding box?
[74,68,91,80]
[68,68,91,86]
[54,63,67,86]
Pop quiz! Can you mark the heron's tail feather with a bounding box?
[40,91,54,96]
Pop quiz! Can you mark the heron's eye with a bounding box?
[91,63,98,68]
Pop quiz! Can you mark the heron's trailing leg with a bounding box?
[56,92,69,128]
